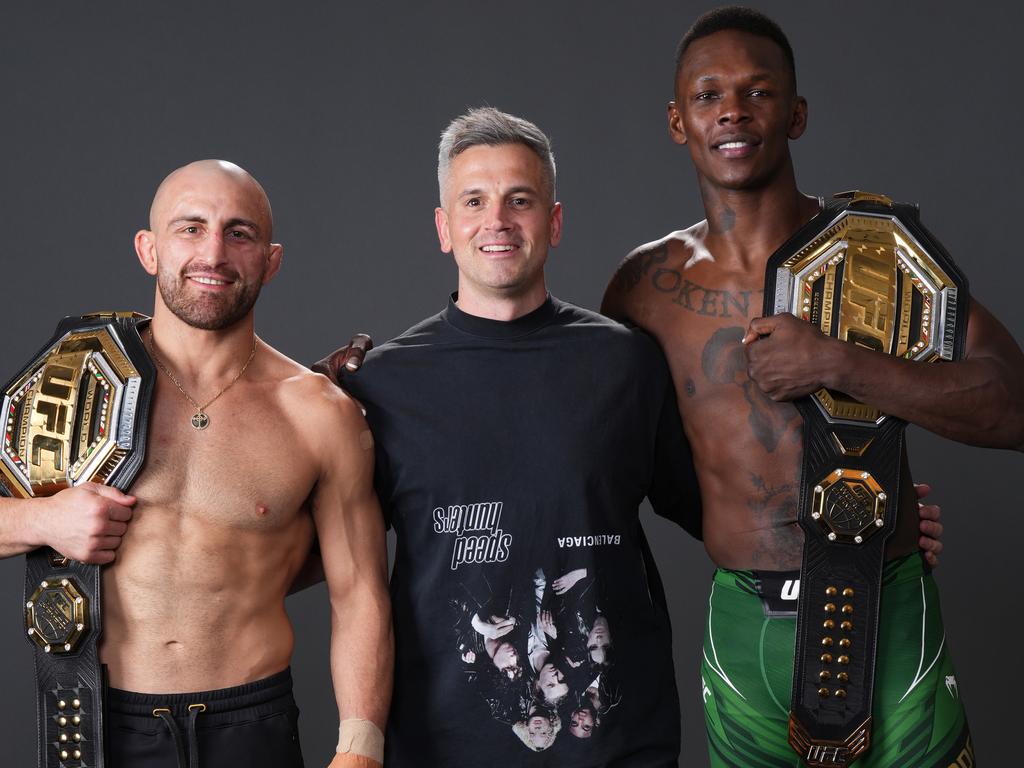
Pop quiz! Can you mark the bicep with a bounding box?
[964,299,1024,368]
[310,406,388,593]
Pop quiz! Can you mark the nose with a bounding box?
[484,203,512,231]
[200,231,229,264]
[717,92,751,125]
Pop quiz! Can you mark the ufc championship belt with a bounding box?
[764,192,969,767]
[0,312,154,768]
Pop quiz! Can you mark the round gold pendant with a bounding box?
[191,412,210,430]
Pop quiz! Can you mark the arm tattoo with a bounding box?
[613,242,669,294]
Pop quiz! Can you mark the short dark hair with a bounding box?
[675,6,796,88]
[438,107,556,205]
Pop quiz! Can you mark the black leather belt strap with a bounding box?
[2,313,154,768]
[786,411,905,766]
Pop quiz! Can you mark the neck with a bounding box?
[455,280,548,322]
[149,297,257,387]
[697,164,819,270]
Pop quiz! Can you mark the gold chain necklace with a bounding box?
[147,327,258,431]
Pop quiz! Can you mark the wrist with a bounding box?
[820,336,851,391]
[18,496,49,549]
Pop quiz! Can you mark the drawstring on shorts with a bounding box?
[152,703,206,768]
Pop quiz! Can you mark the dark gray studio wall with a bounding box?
[0,1,1019,765]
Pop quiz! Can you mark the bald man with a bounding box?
[0,160,391,768]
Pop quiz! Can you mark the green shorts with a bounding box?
[700,553,974,767]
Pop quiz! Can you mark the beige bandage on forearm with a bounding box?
[337,719,384,764]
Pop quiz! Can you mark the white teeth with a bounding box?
[718,141,749,150]
[191,276,228,285]
[481,245,514,252]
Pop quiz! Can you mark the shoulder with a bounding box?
[260,341,368,436]
[603,222,709,319]
[363,311,447,362]
[551,297,668,369]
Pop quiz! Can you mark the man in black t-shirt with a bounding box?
[337,107,700,767]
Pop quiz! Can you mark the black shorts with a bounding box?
[107,668,304,768]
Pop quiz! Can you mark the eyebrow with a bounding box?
[169,215,260,233]
[457,185,539,199]
[696,71,775,83]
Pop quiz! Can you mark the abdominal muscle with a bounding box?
[99,498,314,693]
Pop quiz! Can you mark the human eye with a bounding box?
[181,225,200,235]
[694,90,718,102]
[510,196,532,209]
[465,197,482,208]
[227,229,252,240]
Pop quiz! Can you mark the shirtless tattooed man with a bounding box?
[601,8,1024,767]
[0,160,391,768]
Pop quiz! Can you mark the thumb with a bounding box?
[742,315,777,344]
[85,483,137,505]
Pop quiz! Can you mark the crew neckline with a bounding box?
[442,293,558,339]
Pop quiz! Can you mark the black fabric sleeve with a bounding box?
[647,374,703,540]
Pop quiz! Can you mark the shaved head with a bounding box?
[136,159,283,331]
[149,159,274,241]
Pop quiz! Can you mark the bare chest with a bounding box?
[131,394,318,531]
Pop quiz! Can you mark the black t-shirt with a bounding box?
[344,295,700,768]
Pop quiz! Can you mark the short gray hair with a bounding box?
[437,107,557,205]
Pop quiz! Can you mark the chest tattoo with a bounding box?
[700,326,801,453]
[651,270,760,318]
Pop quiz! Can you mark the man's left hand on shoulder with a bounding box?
[742,313,837,400]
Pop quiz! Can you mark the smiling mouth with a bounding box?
[188,275,233,286]
[712,137,760,156]
[480,244,517,253]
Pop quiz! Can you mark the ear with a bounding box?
[548,202,563,248]
[788,95,808,140]
[135,230,158,276]
[434,207,452,253]
[667,101,687,146]
[261,243,284,285]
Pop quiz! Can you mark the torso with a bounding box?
[610,223,920,570]
[100,342,324,693]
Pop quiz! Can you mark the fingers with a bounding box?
[918,518,943,540]
[106,503,135,523]
[913,482,932,500]
[311,348,351,384]
[345,334,374,371]
[917,503,941,522]
[88,549,117,566]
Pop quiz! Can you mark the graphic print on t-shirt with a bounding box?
[433,499,513,570]
[451,558,619,753]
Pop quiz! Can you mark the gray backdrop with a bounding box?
[1,1,1020,765]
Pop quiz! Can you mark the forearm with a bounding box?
[329,580,393,729]
[0,497,44,558]
[826,341,1024,448]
